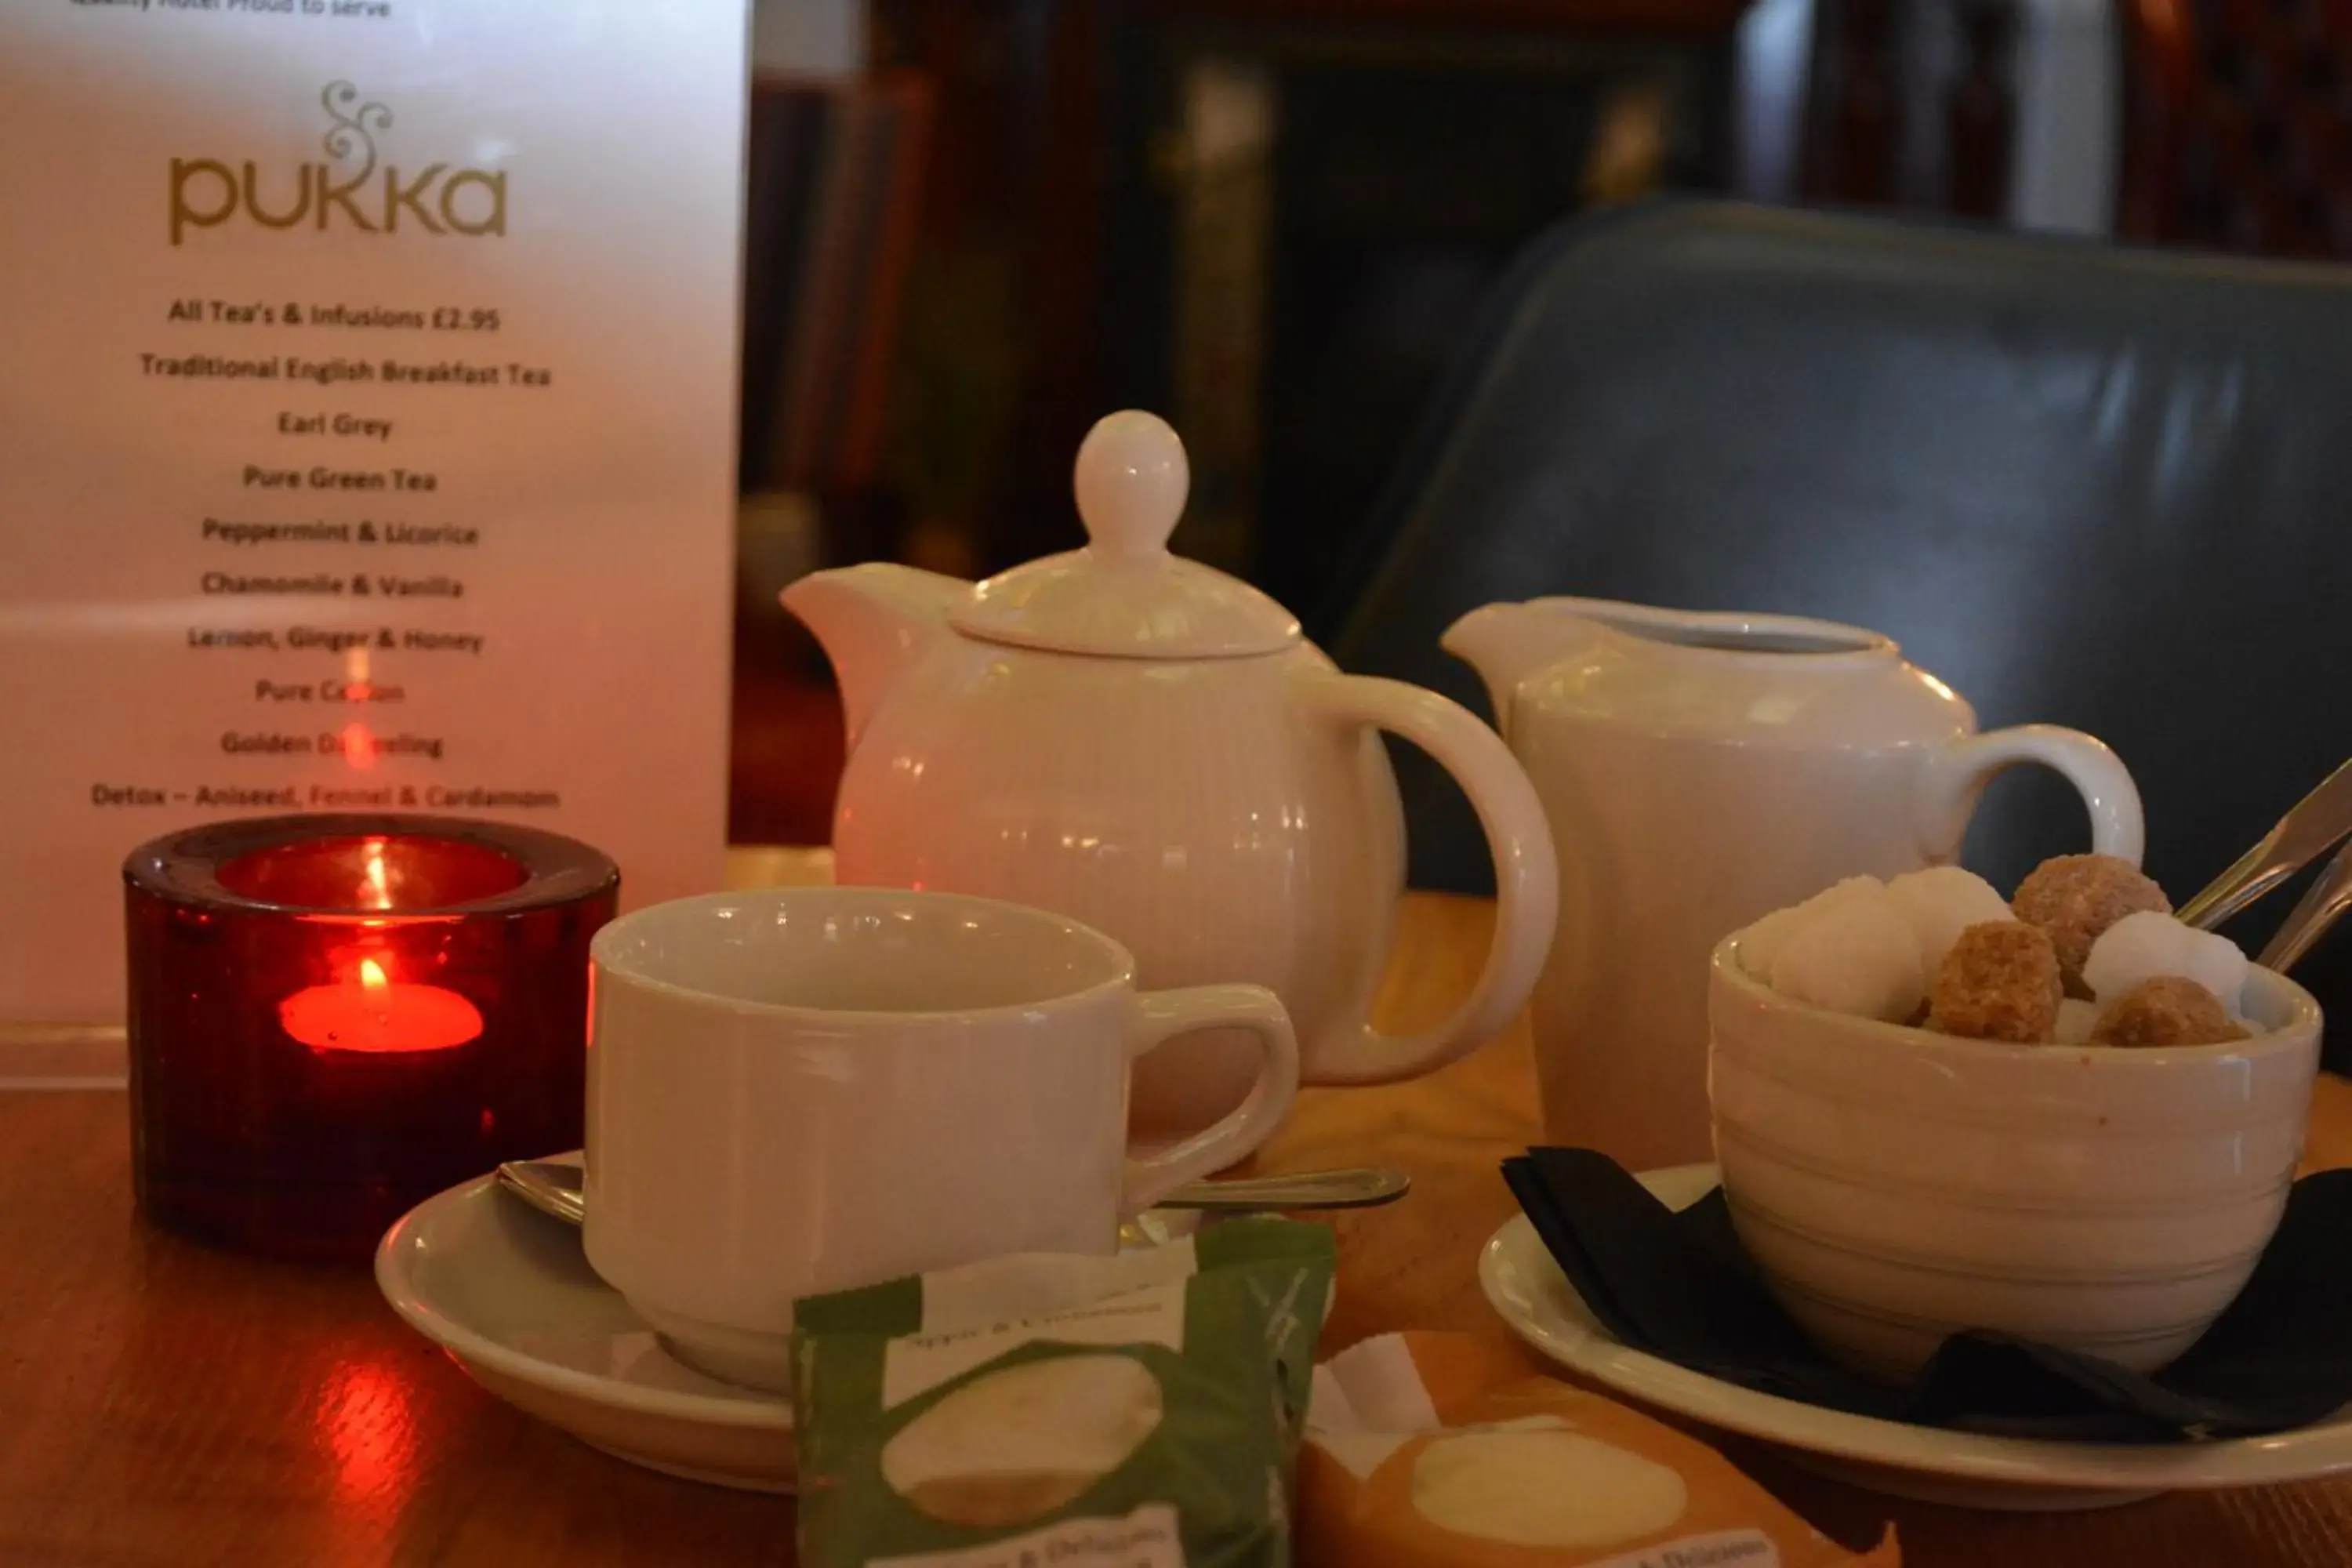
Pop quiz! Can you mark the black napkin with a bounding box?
[1503,1147,2352,1443]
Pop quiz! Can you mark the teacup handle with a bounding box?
[1293,672,1559,1084]
[1913,725,2146,864]
[1120,984,1301,1214]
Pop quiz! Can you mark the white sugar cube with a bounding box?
[1769,885,1926,1022]
[2082,910,2250,1015]
[1739,876,1886,979]
[1736,908,1799,980]
[1885,866,2014,978]
[2053,998,2100,1044]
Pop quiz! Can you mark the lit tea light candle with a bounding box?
[124,814,619,1261]
[280,956,484,1054]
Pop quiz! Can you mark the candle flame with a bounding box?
[280,956,481,1053]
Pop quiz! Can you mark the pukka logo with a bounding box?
[169,82,508,246]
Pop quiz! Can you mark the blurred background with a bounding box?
[731,0,2345,845]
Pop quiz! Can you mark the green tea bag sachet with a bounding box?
[793,1218,1337,1568]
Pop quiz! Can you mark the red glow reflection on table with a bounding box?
[278,956,483,1054]
[314,1354,421,1519]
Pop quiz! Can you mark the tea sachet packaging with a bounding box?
[1299,1333,1900,1567]
[794,1218,1336,1567]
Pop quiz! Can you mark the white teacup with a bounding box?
[583,886,1300,1392]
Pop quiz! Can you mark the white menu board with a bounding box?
[0,2,746,1023]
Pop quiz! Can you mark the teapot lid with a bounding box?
[949,411,1301,659]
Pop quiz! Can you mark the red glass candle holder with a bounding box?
[124,815,618,1261]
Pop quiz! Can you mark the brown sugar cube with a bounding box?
[2012,853,2171,985]
[2089,975,2250,1048]
[1926,920,2063,1043]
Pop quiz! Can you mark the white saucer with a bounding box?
[376,1174,796,1493]
[1480,1163,2352,1512]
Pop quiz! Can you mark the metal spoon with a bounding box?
[2179,757,2352,931]
[2259,837,2352,973]
[495,1154,1409,1230]
[1157,1166,1412,1210]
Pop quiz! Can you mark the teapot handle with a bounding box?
[1295,673,1559,1084]
[1913,725,2145,866]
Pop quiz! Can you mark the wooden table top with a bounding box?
[7,853,2352,1566]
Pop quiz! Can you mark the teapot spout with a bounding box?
[1440,600,1606,732]
[780,564,966,746]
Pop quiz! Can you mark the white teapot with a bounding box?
[784,412,1557,1135]
[1446,597,2144,1170]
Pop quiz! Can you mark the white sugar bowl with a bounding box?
[1708,935,2323,1381]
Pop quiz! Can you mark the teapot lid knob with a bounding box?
[1074,410,1188,564]
[950,408,1296,657]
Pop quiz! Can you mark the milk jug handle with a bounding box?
[1914,725,2146,865]
[1294,673,1559,1084]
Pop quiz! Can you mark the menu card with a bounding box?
[0,2,746,1025]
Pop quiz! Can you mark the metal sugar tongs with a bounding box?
[2178,757,2352,971]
